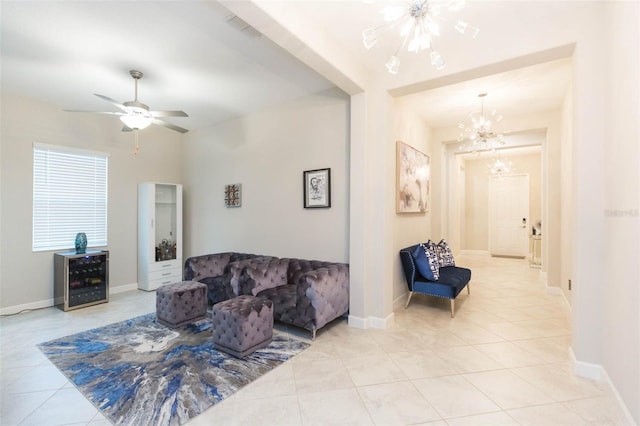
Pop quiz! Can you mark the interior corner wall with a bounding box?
[392,98,433,305]
[0,92,183,312]
[181,88,350,263]
[560,85,574,305]
[601,1,640,421]
[543,112,562,288]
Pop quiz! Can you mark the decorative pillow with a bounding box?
[411,242,440,281]
[437,239,456,267]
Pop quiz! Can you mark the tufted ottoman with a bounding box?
[211,295,274,358]
[156,281,208,328]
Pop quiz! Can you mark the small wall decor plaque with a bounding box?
[224,183,242,207]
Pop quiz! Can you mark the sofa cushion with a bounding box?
[437,266,471,293]
[256,284,297,322]
[242,258,290,296]
[198,276,234,305]
[412,267,470,299]
[437,239,456,267]
[227,256,275,295]
[412,242,440,281]
[187,253,231,280]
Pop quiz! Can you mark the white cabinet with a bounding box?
[137,183,183,291]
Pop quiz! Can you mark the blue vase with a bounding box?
[75,232,87,254]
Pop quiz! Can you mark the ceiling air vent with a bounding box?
[225,15,262,38]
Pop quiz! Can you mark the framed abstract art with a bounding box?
[396,141,430,213]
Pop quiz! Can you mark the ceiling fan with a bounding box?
[65,69,189,134]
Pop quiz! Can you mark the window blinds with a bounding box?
[33,144,108,251]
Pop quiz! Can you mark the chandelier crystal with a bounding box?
[458,93,506,153]
[362,0,479,74]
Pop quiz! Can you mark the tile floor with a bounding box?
[0,255,633,425]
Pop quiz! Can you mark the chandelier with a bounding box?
[362,0,479,74]
[487,153,513,177]
[458,93,506,153]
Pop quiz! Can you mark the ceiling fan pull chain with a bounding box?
[134,129,140,156]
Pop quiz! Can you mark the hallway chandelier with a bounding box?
[362,0,479,74]
[487,152,513,177]
[458,93,506,153]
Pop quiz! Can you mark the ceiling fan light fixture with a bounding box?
[120,113,152,130]
[65,69,189,154]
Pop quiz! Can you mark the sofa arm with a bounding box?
[297,263,349,331]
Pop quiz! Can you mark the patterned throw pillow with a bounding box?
[411,242,440,281]
[437,239,455,267]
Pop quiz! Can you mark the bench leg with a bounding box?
[467,283,470,295]
[405,291,413,309]
[450,299,455,317]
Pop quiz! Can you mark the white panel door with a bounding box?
[489,174,529,257]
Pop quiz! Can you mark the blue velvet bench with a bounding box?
[399,244,471,317]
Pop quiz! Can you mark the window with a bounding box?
[33,143,108,251]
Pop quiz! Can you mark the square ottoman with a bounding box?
[156,281,208,328]
[212,295,274,358]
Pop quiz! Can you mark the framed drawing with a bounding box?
[224,183,241,207]
[303,168,331,208]
[396,141,430,213]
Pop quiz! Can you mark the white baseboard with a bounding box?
[545,285,563,295]
[569,347,603,380]
[545,285,572,311]
[0,298,55,316]
[1,283,139,316]
[394,293,408,310]
[110,283,138,295]
[569,347,637,425]
[348,313,395,329]
[369,313,394,329]
[348,315,368,329]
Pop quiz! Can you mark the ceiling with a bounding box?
[0,1,335,131]
[1,1,572,133]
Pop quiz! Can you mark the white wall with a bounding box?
[0,93,183,312]
[600,1,639,419]
[181,88,350,263]
[393,97,433,306]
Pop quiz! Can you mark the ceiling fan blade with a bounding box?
[63,110,125,116]
[94,93,128,111]
[150,110,189,118]
[152,118,189,134]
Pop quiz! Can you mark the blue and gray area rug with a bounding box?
[37,313,309,425]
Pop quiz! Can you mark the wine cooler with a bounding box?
[54,250,109,311]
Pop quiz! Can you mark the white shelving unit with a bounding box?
[137,182,183,291]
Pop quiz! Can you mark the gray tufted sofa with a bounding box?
[184,253,349,339]
[183,252,268,305]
